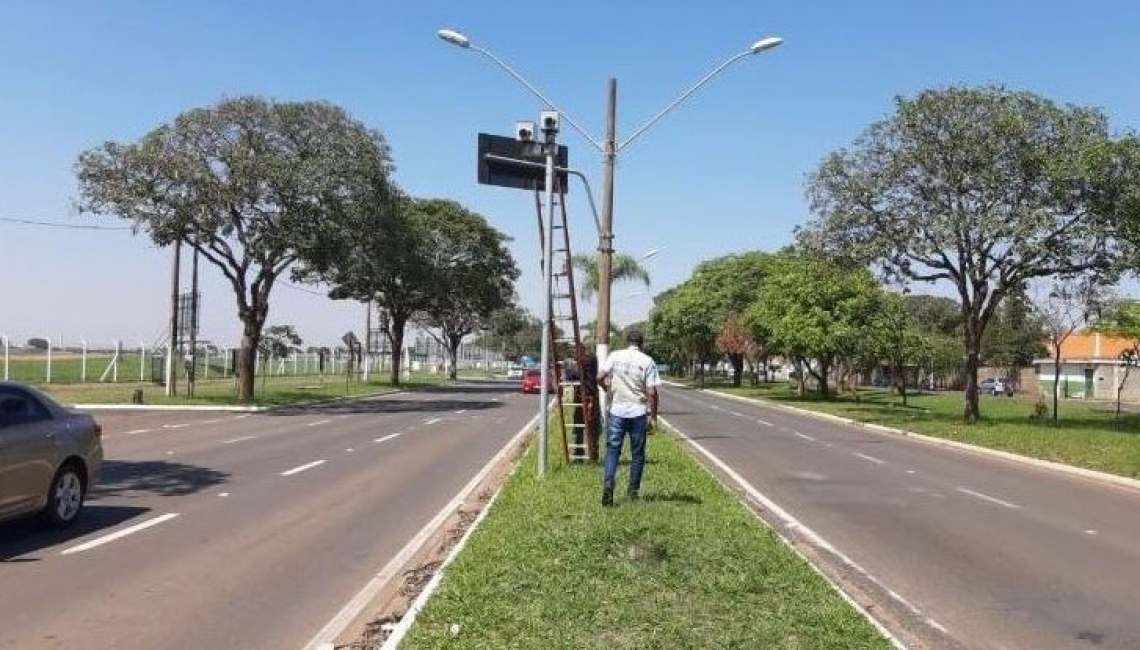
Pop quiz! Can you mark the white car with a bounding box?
[506,365,523,380]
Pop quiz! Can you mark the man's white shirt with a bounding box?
[600,346,662,418]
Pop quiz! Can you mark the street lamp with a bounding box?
[640,249,661,262]
[437,27,782,365]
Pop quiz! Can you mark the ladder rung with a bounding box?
[562,402,584,407]
[562,380,582,386]
[569,443,589,449]
[566,423,586,428]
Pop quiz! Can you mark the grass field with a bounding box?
[690,379,1140,480]
[399,420,890,649]
[33,372,450,407]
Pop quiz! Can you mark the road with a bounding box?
[661,384,1140,650]
[0,382,536,650]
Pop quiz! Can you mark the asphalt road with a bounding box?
[0,382,536,650]
[661,384,1140,650]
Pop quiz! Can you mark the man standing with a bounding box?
[597,330,661,506]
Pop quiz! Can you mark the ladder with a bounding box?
[535,179,598,464]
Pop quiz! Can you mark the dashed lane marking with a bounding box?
[281,460,327,477]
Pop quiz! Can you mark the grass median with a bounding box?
[399,420,890,649]
[693,379,1140,480]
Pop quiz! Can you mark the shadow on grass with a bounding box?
[641,492,702,505]
[0,504,150,562]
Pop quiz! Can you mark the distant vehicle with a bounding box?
[506,365,523,380]
[0,382,103,527]
[521,369,543,394]
[978,378,1014,397]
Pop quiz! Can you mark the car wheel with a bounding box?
[43,463,85,528]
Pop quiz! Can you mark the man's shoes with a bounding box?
[627,489,640,501]
[602,487,614,507]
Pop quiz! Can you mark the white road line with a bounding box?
[906,470,917,474]
[424,417,442,425]
[307,419,333,427]
[1085,529,1098,535]
[794,432,817,442]
[374,433,401,444]
[199,418,223,425]
[125,428,152,436]
[662,417,910,648]
[854,452,887,465]
[346,448,355,453]
[222,435,258,444]
[730,410,747,418]
[281,460,327,476]
[755,418,773,426]
[234,414,252,420]
[163,423,191,429]
[956,487,1021,510]
[61,513,180,555]
[218,492,230,498]
[455,409,467,415]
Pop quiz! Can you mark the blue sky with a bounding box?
[2,1,1139,348]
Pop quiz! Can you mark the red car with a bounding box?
[521,369,543,394]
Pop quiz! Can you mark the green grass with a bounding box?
[400,422,890,649]
[34,372,448,407]
[689,379,1140,480]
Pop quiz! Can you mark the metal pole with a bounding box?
[114,340,120,383]
[81,339,87,383]
[538,143,556,479]
[188,248,199,398]
[46,337,52,383]
[166,242,181,396]
[364,300,372,382]
[596,78,617,369]
[1,335,7,380]
[140,342,146,381]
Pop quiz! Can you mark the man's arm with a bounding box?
[648,386,659,429]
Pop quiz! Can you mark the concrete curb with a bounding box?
[683,383,1140,494]
[73,388,405,413]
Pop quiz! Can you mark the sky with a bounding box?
[2,0,1139,349]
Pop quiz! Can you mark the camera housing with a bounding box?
[539,110,560,134]
[515,121,535,142]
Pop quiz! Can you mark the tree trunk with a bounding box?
[730,353,744,387]
[963,341,981,423]
[818,360,831,400]
[1052,345,1062,425]
[447,335,461,381]
[236,309,267,404]
[387,314,407,386]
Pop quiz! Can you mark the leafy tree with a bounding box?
[649,284,717,382]
[572,252,650,302]
[803,86,1124,422]
[1091,300,1140,417]
[302,193,428,385]
[748,257,882,399]
[413,200,519,380]
[258,325,303,359]
[77,97,393,402]
[715,315,752,387]
[903,295,962,338]
[480,306,542,362]
[1032,278,1102,423]
[981,288,1046,370]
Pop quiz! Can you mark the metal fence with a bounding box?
[0,334,506,385]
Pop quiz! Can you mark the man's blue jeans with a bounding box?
[603,414,648,492]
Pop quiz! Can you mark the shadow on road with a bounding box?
[0,504,150,562]
[271,398,505,417]
[94,460,230,499]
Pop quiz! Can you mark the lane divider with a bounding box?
[61,513,181,556]
[281,460,327,477]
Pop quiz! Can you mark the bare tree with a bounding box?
[1033,278,1102,424]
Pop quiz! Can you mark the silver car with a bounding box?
[0,381,103,527]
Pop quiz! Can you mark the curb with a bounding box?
[72,388,405,413]
[685,384,1140,495]
[303,407,541,650]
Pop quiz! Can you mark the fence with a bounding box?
[0,334,506,386]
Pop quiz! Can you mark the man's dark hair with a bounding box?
[626,329,644,347]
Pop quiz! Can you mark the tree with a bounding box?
[77,97,393,402]
[302,192,428,385]
[1090,300,1140,418]
[715,315,751,387]
[25,338,49,351]
[481,306,542,362]
[412,200,519,380]
[572,252,650,302]
[649,284,717,383]
[903,295,962,338]
[803,86,1122,422]
[258,325,303,359]
[1032,278,1102,423]
[748,256,883,399]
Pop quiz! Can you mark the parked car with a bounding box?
[506,365,524,380]
[978,378,1014,397]
[0,381,103,527]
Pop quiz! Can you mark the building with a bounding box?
[1034,332,1140,400]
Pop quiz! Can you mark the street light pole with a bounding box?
[596,78,618,366]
